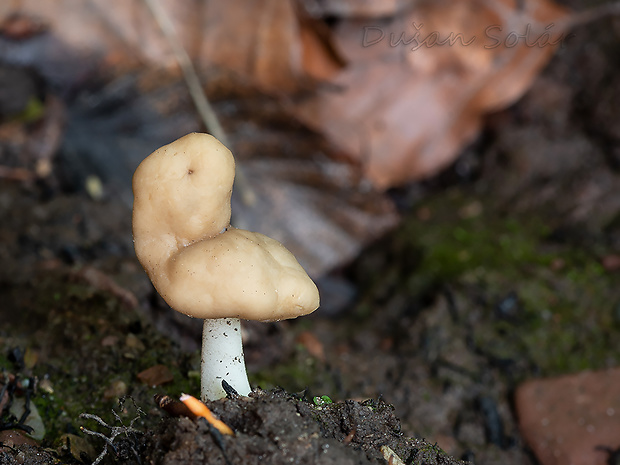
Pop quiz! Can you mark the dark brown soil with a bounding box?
[146,389,463,465]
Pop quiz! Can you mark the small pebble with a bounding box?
[103,380,128,400]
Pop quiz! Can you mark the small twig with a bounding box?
[142,0,256,206]
[380,445,406,465]
[117,396,147,429]
[142,0,227,145]
[179,394,235,436]
[79,411,143,465]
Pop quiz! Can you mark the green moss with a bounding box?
[248,339,341,398]
[403,196,553,289]
[0,352,11,371]
[250,347,322,394]
[1,273,202,445]
[12,96,45,123]
[391,189,620,377]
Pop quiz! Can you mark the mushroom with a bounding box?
[132,133,320,400]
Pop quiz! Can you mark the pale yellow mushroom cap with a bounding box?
[132,133,320,322]
[133,133,234,267]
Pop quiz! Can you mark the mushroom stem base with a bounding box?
[201,317,251,401]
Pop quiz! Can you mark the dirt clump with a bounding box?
[147,388,466,465]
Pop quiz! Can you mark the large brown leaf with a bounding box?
[1,0,571,191]
[0,0,570,278]
[231,157,398,277]
[0,1,392,281]
[292,0,571,189]
[0,0,341,92]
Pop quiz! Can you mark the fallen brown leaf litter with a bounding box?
[292,0,573,188]
[5,0,619,194]
[2,0,619,281]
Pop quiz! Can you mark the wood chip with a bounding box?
[380,445,406,465]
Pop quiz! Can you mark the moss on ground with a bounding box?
[249,343,329,396]
[392,188,620,377]
[1,271,201,446]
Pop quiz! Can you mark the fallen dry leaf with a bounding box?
[298,13,347,82]
[199,0,311,92]
[293,0,571,189]
[0,11,47,40]
[601,254,620,272]
[137,364,174,387]
[0,0,341,92]
[231,156,398,277]
[296,331,325,362]
[53,68,397,281]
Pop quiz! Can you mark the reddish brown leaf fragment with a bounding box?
[137,364,174,387]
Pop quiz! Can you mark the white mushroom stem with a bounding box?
[201,317,252,401]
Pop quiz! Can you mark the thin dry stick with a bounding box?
[142,0,226,145]
[79,413,143,465]
[143,0,256,206]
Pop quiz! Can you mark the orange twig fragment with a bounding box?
[179,394,235,436]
